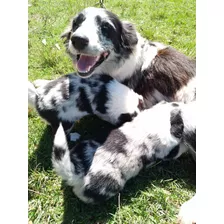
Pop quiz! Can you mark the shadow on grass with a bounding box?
[28,125,54,174]
[28,116,196,224]
[28,115,115,174]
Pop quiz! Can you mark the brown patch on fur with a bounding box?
[137,98,146,111]
[149,47,195,97]
[124,47,195,108]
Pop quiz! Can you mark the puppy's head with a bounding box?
[61,7,138,78]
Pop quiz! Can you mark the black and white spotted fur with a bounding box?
[52,101,196,203]
[28,73,144,133]
[62,7,196,108]
[61,8,196,218]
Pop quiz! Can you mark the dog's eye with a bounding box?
[72,20,79,31]
[101,22,113,38]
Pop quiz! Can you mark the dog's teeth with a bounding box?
[103,52,108,57]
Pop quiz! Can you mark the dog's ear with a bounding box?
[60,27,71,43]
[121,21,138,49]
[60,20,73,43]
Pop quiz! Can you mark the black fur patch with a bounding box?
[101,11,122,53]
[54,146,65,160]
[62,106,67,112]
[101,21,118,47]
[80,78,87,84]
[36,105,59,131]
[51,97,57,107]
[62,121,74,133]
[165,145,180,159]
[103,129,128,155]
[76,87,93,114]
[171,102,179,107]
[170,109,184,139]
[69,81,75,94]
[84,173,121,202]
[117,112,137,126]
[72,13,86,31]
[91,82,99,88]
[61,82,69,100]
[70,141,97,175]
[184,129,196,151]
[101,10,137,56]
[148,41,156,47]
[93,85,108,114]
[99,74,113,83]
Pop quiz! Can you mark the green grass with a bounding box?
[28,0,196,223]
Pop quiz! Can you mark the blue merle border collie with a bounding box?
[52,101,196,204]
[28,73,145,134]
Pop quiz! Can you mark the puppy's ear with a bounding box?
[121,21,138,50]
[61,29,71,39]
[60,27,71,43]
[60,20,73,42]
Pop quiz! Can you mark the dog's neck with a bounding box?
[110,33,147,82]
[103,33,166,83]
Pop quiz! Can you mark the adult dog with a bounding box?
[60,7,196,223]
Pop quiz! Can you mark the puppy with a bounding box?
[62,7,196,108]
[52,101,196,203]
[28,73,144,133]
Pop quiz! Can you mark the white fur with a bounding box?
[28,81,38,108]
[33,79,51,88]
[52,124,76,185]
[177,194,196,224]
[175,77,196,103]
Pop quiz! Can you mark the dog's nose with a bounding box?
[71,35,89,50]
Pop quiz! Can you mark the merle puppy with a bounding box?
[28,73,144,134]
[52,101,196,203]
[61,7,196,108]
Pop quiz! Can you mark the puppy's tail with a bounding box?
[52,123,74,185]
[28,81,37,108]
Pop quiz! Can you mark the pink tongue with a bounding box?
[77,55,99,73]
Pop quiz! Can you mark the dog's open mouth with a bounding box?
[74,51,109,77]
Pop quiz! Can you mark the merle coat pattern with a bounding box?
[28,73,144,134]
[29,7,196,222]
[52,101,196,203]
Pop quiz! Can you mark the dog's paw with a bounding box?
[70,132,81,142]
[33,79,51,88]
[177,195,196,224]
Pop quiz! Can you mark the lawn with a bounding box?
[28,0,196,223]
